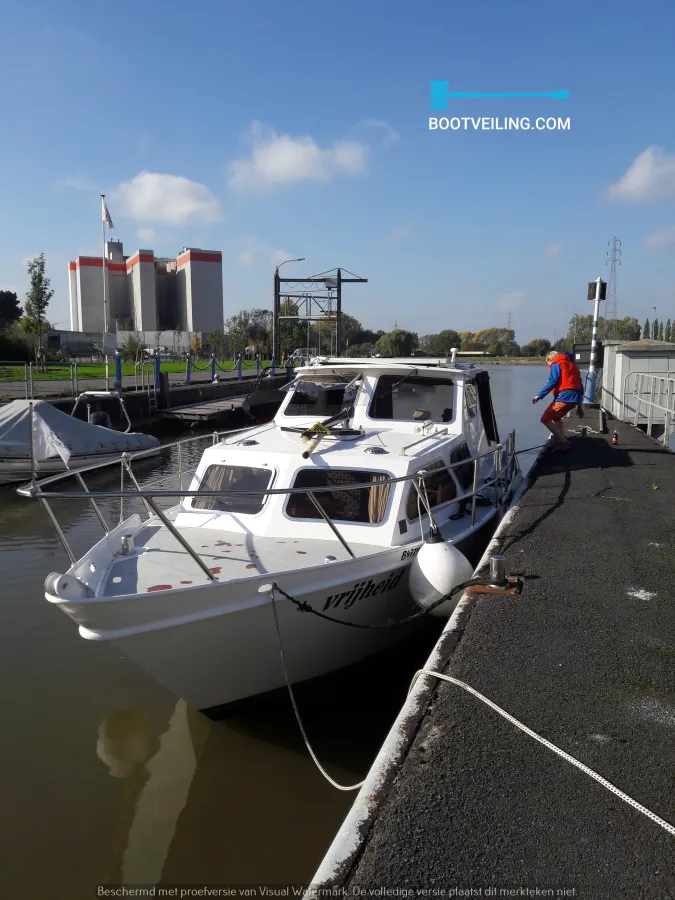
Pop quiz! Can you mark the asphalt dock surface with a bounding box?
[342,425,675,898]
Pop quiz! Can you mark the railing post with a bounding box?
[178,443,183,492]
[115,351,122,384]
[666,379,674,447]
[256,353,261,376]
[470,456,478,526]
[105,359,110,391]
[70,364,75,398]
[271,356,275,377]
[186,353,191,386]
[647,376,655,437]
[24,363,28,399]
[237,353,242,380]
[211,354,216,381]
[154,354,160,390]
[28,362,34,399]
[633,374,641,426]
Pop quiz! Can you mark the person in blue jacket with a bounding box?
[532,350,583,450]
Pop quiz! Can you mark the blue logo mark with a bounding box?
[430,81,569,109]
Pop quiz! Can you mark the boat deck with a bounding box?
[102,524,382,597]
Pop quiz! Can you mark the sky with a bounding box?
[1,0,675,344]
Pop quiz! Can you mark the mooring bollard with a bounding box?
[237,354,242,380]
[186,353,191,386]
[211,354,216,381]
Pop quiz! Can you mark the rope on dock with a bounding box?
[410,669,675,838]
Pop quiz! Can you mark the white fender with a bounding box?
[408,535,474,618]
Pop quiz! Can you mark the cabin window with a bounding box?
[406,459,457,520]
[192,465,272,515]
[286,469,391,524]
[284,372,360,416]
[369,376,454,423]
[450,442,474,491]
[464,382,478,419]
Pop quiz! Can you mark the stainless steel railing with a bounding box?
[621,372,675,445]
[17,407,519,579]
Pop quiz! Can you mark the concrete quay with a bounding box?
[311,424,675,899]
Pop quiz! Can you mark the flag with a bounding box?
[102,197,114,230]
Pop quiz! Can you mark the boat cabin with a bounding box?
[174,360,502,549]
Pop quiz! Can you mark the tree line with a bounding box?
[1,255,670,364]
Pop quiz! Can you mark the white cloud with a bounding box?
[604,146,675,202]
[236,238,293,269]
[227,121,368,193]
[112,171,222,224]
[545,242,563,259]
[356,119,400,147]
[496,291,527,311]
[137,227,156,245]
[645,226,675,251]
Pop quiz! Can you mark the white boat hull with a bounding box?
[47,503,508,711]
[0,450,160,485]
[58,553,424,711]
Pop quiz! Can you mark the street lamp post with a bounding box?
[273,258,305,365]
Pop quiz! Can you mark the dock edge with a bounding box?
[306,441,550,891]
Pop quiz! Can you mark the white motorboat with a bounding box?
[0,399,159,485]
[19,357,522,712]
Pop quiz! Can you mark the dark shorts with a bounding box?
[541,401,577,424]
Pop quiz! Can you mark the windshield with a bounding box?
[369,375,455,422]
[283,372,360,417]
[191,465,273,514]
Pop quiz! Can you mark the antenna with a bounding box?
[506,312,512,330]
[603,237,621,340]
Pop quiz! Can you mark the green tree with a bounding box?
[207,329,225,359]
[0,290,22,328]
[503,341,521,356]
[643,319,650,342]
[473,328,515,348]
[658,321,664,341]
[487,342,505,356]
[616,317,640,341]
[278,300,309,356]
[419,330,462,355]
[120,332,144,362]
[22,254,54,361]
[339,313,364,346]
[522,338,552,357]
[652,318,659,339]
[666,319,672,343]
[375,329,418,357]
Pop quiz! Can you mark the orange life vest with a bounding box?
[550,353,582,397]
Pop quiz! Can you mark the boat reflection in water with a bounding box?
[93,626,442,887]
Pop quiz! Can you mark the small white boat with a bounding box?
[20,357,522,712]
[0,399,159,484]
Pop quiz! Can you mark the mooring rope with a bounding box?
[410,669,675,838]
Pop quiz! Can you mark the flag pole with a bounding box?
[101,193,109,388]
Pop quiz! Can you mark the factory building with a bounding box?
[68,241,223,335]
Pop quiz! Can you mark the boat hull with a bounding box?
[53,508,503,712]
[0,450,160,485]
